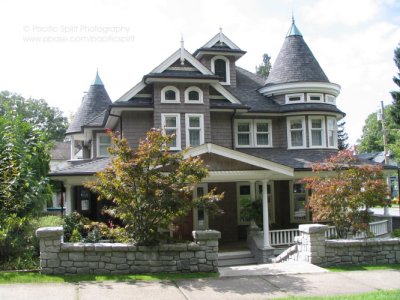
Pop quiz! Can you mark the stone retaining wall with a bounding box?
[36,227,220,275]
[274,224,400,266]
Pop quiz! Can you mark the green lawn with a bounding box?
[0,271,218,284]
[325,264,400,272]
[277,289,400,300]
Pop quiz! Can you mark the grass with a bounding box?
[325,264,400,272]
[276,289,400,300]
[0,270,218,284]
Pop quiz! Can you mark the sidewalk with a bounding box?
[0,264,399,300]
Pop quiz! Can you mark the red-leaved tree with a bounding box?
[304,150,389,238]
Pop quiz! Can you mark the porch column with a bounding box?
[262,179,271,248]
[70,136,74,159]
[249,180,258,229]
[64,184,73,215]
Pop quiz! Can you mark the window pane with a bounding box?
[165,90,176,101]
[310,96,321,101]
[214,59,227,82]
[238,122,250,132]
[288,96,301,102]
[311,130,322,146]
[188,91,199,101]
[99,135,111,144]
[291,131,303,146]
[257,133,269,145]
[165,117,176,127]
[327,119,335,130]
[189,129,200,146]
[240,185,250,195]
[99,145,109,156]
[238,133,250,145]
[290,120,303,129]
[166,129,177,147]
[256,122,269,132]
[328,131,335,147]
[311,119,322,129]
[189,116,200,128]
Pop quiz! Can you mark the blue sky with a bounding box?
[1,0,399,145]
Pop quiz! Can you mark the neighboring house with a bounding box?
[51,20,349,244]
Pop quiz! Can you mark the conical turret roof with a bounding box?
[265,20,329,86]
[66,71,112,134]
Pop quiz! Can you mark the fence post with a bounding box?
[297,224,328,265]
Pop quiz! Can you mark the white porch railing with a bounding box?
[269,228,300,246]
[269,220,389,247]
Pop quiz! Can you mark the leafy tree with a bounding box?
[86,129,223,245]
[390,44,400,125]
[304,150,388,238]
[356,106,398,154]
[255,53,272,79]
[0,91,68,141]
[337,120,349,150]
[0,110,52,261]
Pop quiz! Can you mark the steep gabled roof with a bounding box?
[265,20,330,87]
[66,72,112,134]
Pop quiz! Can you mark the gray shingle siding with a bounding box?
[122,111,153,148]
[210,112,233,148]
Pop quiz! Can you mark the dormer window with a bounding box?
[184,86,203,103]
[307,93,323,102]
[285,93,304,104]
[161,86,180,103]
[211,56,230,85]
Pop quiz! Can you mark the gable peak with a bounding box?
[287,16,302,37]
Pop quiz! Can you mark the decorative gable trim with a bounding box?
[211,83,241,104]
[151,49,213,75]
[201,32,241,50]
[118,81,147,102]
[185,143,294,177]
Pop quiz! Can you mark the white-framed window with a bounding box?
[161,86,180,103]
[307,93,323,102]
[290,182,310,223]
[97,133,112,157]
[327,117,338,148]
[287,116,306,149]
[193,183,209,230]
[237,182,274,225]
[235,119,272,148]
[308,116,326,148]
[161,113,181,150]
[184,86,203,104]
[185,114,204,147]
[325,95,336,105]
[285,93,304,104]
[211,56,230,85]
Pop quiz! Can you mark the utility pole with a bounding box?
[379,101,390,216]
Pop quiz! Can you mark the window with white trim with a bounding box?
[184,86,203,103]
[161,86,180,103]
[237,182,274,225]
[308,117,326,148]
[307,93,323,102]
[327,117,338,148]
[185,114,204,147]
[235,119,272,148]
[97,133,111,157]
[285,93,304,104]
[325,95,336,105]
[161,113,181,150]
[290,182,310,223]
[211,56,230,85]
[287,117,306,149]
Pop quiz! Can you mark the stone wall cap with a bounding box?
[192,230,221,240]
[299,224,328,234]
[36,227,64,238]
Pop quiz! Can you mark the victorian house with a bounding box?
[51,20,345,251]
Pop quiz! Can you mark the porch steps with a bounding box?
[218,250,257,267]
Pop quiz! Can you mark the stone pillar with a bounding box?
[296,224,328,265]
[262,179,270,248]
[193,230,221,272]
[64,184,73,215]
[36,227,64,274]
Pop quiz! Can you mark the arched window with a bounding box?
[184,86,203,103]
[211,56,230,85]
[161,86,180,103]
